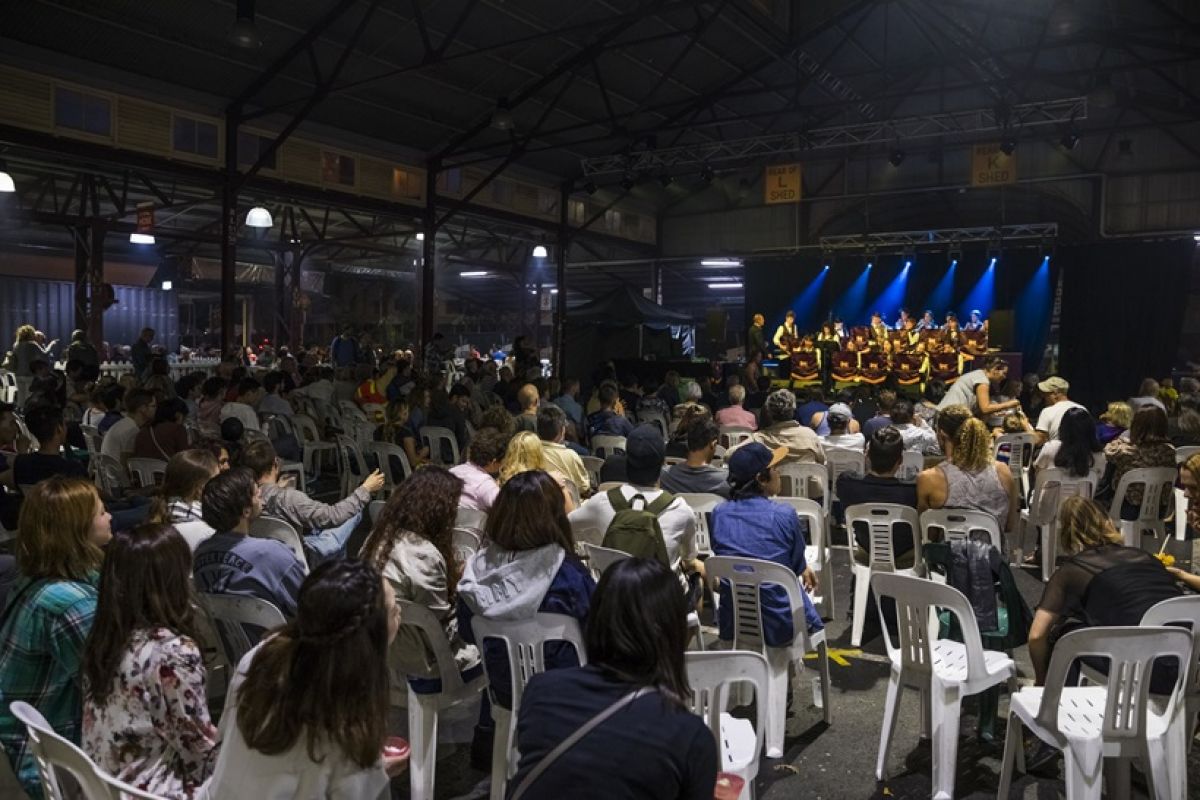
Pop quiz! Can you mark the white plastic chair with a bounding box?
[1175,445,1200,466]
[775,496,834,618]
[1174,488,1189,542]
[590,434,627,459]
[679,492,723,557]
[719,425,755,450]
[470,613,588,800]
[998,626,1192,800]
[335,435,370,499]
[871,573,1017,800]
[10,701,167,800]
[845,503,923,648]
[452,528,482,566]
[1141,596,1200,754]
[583,542,705,649]
[92,452,129,496]
[419,426,460,466]
[368,499,386,526]
[292,413,336,477]
[825,448,866,504]
[596,480,624,493]
[704,555,832,757]
[0,371,17,404]
[637,408,671,442]
[685,651,769,800]
[580,455,603,490]
[898,450,925,482]
[994,432,1037,499]
[365,441,412,494]
[456,506,487,534]
[126,457,167,488]
[198,592,287,677]
[1108,466,1178,548]
[249,515,308,571]
[1020,468,1095,582]
[395,600,488,800]
[920,508,1002,547]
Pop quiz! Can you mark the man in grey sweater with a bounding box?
[241,438,385,564]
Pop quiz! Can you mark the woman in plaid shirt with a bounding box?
[0,476,111,798]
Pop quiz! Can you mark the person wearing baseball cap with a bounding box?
[711,443,824,662]
[821,402,865,451]
[1033,376,1083,444]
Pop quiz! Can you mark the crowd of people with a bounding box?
[0,320,1198,799]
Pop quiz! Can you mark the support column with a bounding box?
[419,164,438,354]
[220,108,240,357]
[87,222,105,348]
[553,182,569,377]
[650,260,663,305]
[273,250,286,348]
[73,226,89,334]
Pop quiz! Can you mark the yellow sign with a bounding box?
[971,144,1017,187]
[764,163,802,204]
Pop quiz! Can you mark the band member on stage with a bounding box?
[773,310,799,353]
[939,313,963,351]
[748,314,768,359]
[900,317,920,352]
[869,312,889,349]
[963,309,985,331]
[893,307,911,330]
[816,321,840,390]
[915,309,939,331]
[832,318,847,343]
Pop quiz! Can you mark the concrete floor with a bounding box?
[372,520,1200,800]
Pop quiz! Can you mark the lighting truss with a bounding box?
[579,97,1087,176]
[820,223,1058,251]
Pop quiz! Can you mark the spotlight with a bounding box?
[161,280,173,291]
[1000,137,1016,156]
[229,0,261,48]
[823,264,830,271]
[245,206,273,228]
[990,257,997,266]
[415,232,425,241]
[1059,130,1080,150]
[658,173,674,188]
[904,260,912,269]
[951,259,959,266]
[491,97,515,131]
[0,160,13,193]
[583,181,597,195]
[888,149,906,167]
[866,262,873,269]
[699,165,714,184]
[129,233,155,245]
[532,245,548,259]
[1194,233,1200,242]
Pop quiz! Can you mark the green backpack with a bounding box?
[601,487,673,568]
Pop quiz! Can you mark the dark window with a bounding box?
[54,87,111,136]
[237,131,276,170]
[173,117,218,157]
[322,151,355,186]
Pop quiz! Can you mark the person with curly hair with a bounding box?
[735,388,825,465]
[361,466,479,685]
[498,431,576,512]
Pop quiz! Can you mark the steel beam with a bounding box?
[420,165,438,355]
[220,108,239,357]
[820,223,1059,251]
[553,181,569,377]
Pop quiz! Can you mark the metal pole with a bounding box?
[73,225,88,334]
[553,182,569,377]
[419,164,438,354]
[220,108,240,357]
[87,222,105,348]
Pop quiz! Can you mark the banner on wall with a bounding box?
[764,163,802,204]
[971,144,1016,187]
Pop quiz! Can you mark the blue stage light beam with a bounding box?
[927,258,957,315]
[867,259,911,322]
[962,256,997,318]
[835,262,872,323]
[1015,255,1052,362]
[791,266,830,330]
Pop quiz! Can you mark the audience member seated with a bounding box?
[196,378,226,434]
[587,384,635,438]
[711,443,823,643]
[1128,377,1168,414]
[243,439,381,565]
[1103,405,1175,518]
[1033,407,1107,486]
[820,402,865,451]
[508,558,716,800]
[198,560,406,798]
[220,378,264,434]
[1171,408,1200,448]
[917,405,1019,536]
[353,365,391,409]
[553,378,584,430]
[538,404,591,497]
[0,476,110,798]
[861,389,898,440]
[193,468,305,618]
[1095,401,1131,445]
[742,389,825,464]
[1027,497,1182,691]
[101,389,157,465]
[659,418,731,499]
[937,356,1019,419]
[362,467,481,687]
[570,425,702,598]
[450,428,508,513]
[427,387,470,459]
[915,379,946,426]
[133,397,191,461]
[714,384,757,431]
[82,523,218,796]
[140,358,176,402]
[0,405,87,490]
[258,371,293,418]
[458,470,594,725]
[147,449,221,551]
[671,381,710,423]
[1033,376,1084,444]
[838,427,919,566]
[513,383,540,434]
[501,431,577,512]
[376,398,429,469]
[793,387,828,433]
[890,399,940,455]
[82,386,114,430]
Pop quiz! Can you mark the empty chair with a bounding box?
[249,515,308,571]
[719,426,755,450]
[126,457,167,489]
[1108,466,1177,548]
[994,432,1037,499]
[920,508,1002,546]
[775,496,834,618]
[291,413,336,477]
[590,434,627,460]
[92,453,130,497]
[637,408,671,442]
[678,492,723,557]
[580,455,604,490]
[335,435,370,499]
[10,701,166,800]
[998,626,1192,800]
[198,593,287,679]
[825,448,865,505]
[471,614,587,800]
[395,600,487,800]
[845,503,923,648]
[419,426,460,466]
[1020,468,1095,582]
[704,555,831,757]
[1141,595,1200,754]
[685,651,769,800]
[897,450,925,482]
[871,573,1016,800]
[775,461,830,511]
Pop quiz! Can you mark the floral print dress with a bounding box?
[83,628,218,799]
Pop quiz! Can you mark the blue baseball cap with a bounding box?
[727,442,788,484]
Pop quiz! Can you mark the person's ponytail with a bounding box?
[953,417,992,472]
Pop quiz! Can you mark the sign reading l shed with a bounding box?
[764,163,801,204]
[971,145,1016,187]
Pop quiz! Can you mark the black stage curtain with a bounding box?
[1057,239,1193,412]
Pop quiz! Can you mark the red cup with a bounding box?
[382,736,410,760]
[713,772,745,800]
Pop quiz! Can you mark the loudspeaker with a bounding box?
[989,309,1014,350]
[706,308,728,343]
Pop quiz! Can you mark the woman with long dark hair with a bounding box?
[1033,406,1107,485]
[82,523,217,797]
[147,450,221,551]
[198,559,406,797]
[361,466,478,683]
[508,558,716,799]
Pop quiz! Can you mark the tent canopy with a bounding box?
[567,285,693,328]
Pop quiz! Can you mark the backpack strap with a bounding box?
[644,491,675,516]
[607,487,630,511]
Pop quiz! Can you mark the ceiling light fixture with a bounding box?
[415,232,425,241]
[491,97,515,131]
[700,258,742,267]
[1000,136,1017,156]
[460,271,489,277]
[1059,130,1080,150]
[161,280,173,291]
[246,206,273,228]
[699,164,714,184]
[583,181,598,195]
[707,282,743,290]
[532,245,548,258]
[0,160,14,193]
[229,0,262,49]
[129,233,156,245]
[888,148,906,167]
